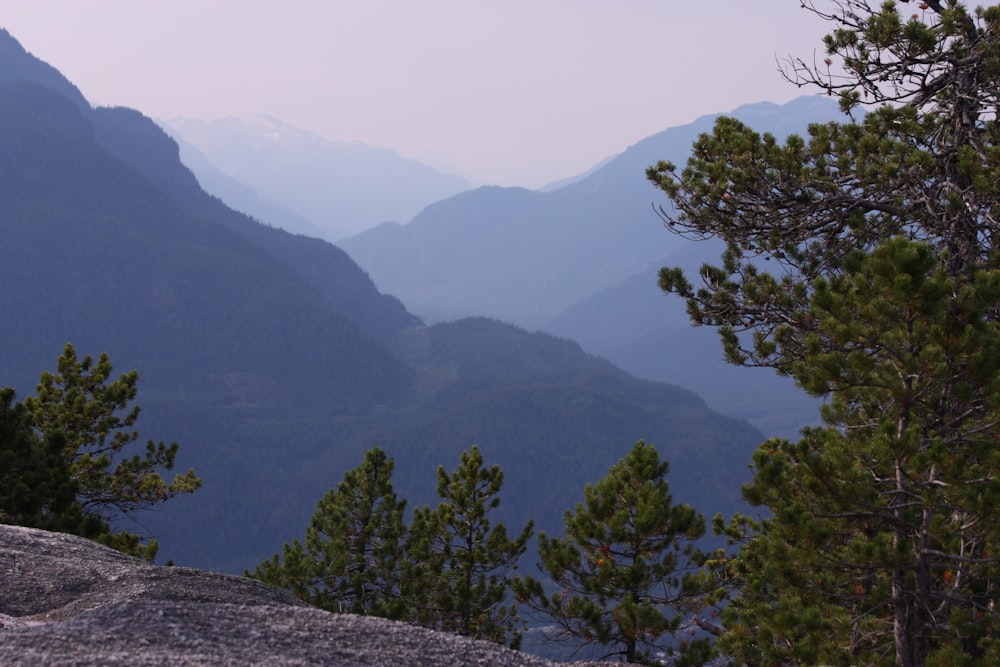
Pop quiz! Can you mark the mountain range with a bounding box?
[325,98,839,437]
[162,115,471,241]
[0,27,765,577]
[339,96,840,326]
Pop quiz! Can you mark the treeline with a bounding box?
[249,442,711,665]
[258,2,1000,664]
[0,343,721,664]
[637,2,1000,665]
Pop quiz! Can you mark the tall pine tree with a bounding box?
[716,240,1000,665]
[647,2,1000,665]
[250,447,408,619]
[406,445,533,648]
[514,441,708,666]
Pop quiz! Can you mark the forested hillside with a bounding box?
[340,99,839,436]
[6,0,1000,662]
[0,28,763,575]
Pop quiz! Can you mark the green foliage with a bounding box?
[514,441,708,665]
[717,240,1000,665]
[19,344,199,560]
[250,445,532,648]
[0,388,95,534]
[25,344,199,514]
[0,387,147,554]
[25,344,201,513]
[406,445,533,648]
[249,448,407,619]
[647,3,1000,665]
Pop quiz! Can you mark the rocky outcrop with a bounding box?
[0,524,595,666]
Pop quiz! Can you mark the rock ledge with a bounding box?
[0,524,594,666]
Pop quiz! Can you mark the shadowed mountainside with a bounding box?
[0,28,765,576]
[339,98,840,437]
[340,96,841,328]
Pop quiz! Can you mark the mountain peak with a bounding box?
[162,114,472,239]
[728,94,844,122]
[0,27,90,112]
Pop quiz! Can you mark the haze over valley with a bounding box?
[0,27,796,577]
[164,96,838,438]
[162,116,471,241]
[7,3,1000,664]
[0,5,835,655]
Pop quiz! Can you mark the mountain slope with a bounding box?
[339,98,840,436]
[0,28,765,577]
[89,104,423,345]
[0,80,413,407]
[340,96,843,327]
[0,28,88,110]
[171,133,328,238]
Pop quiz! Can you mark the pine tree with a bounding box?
[250,447,408,619]
[0,388,97,535]
[513,440,708,666]
[24,344,200,521]
[406,445,533,648]
[645,3,1000,665]
[715,240,1000,665]
[4,346,198,560]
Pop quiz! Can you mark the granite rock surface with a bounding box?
[0,524,617,666]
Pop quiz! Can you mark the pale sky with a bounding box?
[0,1,831,188]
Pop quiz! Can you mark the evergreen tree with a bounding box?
[646,3,1000,665]
[24,344,200,520]
[514,441,708,666]
[717,240,1000,665]
[3,346,198,560]
[406,445,533,648]
[0,388,97,535]
[250,447,407,619]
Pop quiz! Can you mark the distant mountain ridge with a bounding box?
[0,27,765,578]
[0,78,415,408]
[167,133,328,238]
[163,115,472,240]
[537,153,617,192]
[340,96,842,327]
[339,96,841,436]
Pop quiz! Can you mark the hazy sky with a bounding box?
[1,1,831,188]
